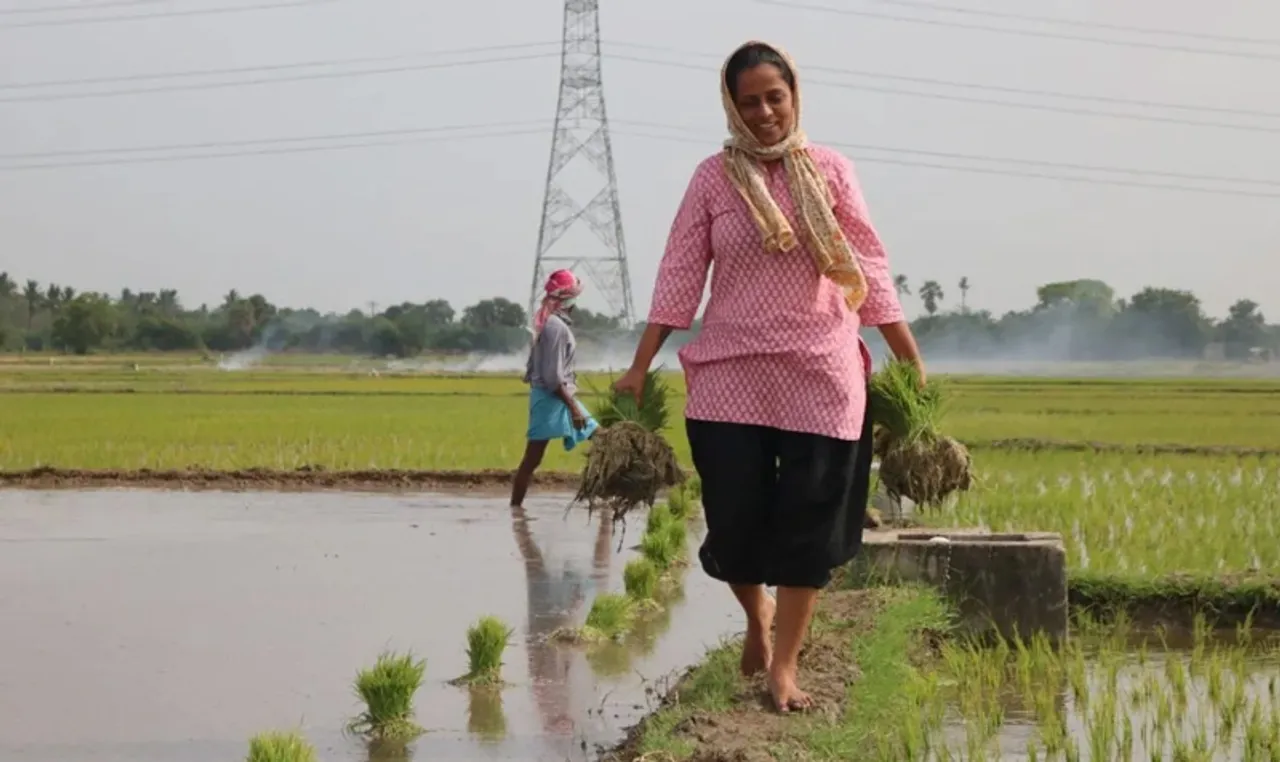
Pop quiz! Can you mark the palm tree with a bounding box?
[919,280,944,316]
[23,280,41,328]
[158,289,180,315]
[958,277,970,312]
[893,274,911,297]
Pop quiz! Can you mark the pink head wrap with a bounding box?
[533,269,583,335]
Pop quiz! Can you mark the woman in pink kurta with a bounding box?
[613,41,925,712]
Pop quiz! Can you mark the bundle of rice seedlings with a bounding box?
[645,502,675,535]
[246,730,317,762]
[666,487,694,521]
[868,359,973,508]
[584,593,635,641]
[574,369,685,518]
[623,557,660,602]
[640,527,679,569]
[453,615,512,687]
[347,651,427,742]
[661,517,688,557]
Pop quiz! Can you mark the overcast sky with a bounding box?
[1,0,1276,322]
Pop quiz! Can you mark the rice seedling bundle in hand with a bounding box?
[575,369,685,518]
[868,359,973,507]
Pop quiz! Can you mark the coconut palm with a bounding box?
[893,274,911,297]
[919,280,944,316]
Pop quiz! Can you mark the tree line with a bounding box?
[0,271,1275,362]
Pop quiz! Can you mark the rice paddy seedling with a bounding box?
[666,487,693,521]
[661,517,687,557]
[584,593,635,641]
[347,651,427,741]
[245,730,317,762]
[886,617,1280,760]
[682,475,703,501]
[932,451,1280,578]
[575,369,685,517]
[869,359,973,507]
[641,526,679,569]
[457,615,512,686]
[645,502,674,535]
[624,557,660,601]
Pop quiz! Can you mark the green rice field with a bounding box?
[3,354,1279,583]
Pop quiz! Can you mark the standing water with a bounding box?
[0,490,741,761]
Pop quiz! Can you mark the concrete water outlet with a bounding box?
[852,529,1069,646]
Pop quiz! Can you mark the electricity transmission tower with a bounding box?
[529,0,635,327]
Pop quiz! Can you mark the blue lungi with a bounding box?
[527,387,598,450]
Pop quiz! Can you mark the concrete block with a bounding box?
[849,529,1069,646]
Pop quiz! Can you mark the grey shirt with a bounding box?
[525,313,577,396]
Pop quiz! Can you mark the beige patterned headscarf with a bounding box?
[720,40,868,311]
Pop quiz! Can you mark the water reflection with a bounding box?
[465,686,507,743]
[509,505,614,739]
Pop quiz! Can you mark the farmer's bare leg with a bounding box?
[510,440,550,508]
[768,586,820,712]
[731,583,775,676]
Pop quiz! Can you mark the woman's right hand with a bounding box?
[613,366,647,406]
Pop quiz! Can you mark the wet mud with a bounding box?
[0,490,741,761]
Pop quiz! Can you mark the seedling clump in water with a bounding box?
[641,526,679,570]
[246,730,317,762]
[585,593,635,640]
[623,557,666,614]
[454,615,513,687]
[624,557,660,601]
[666,487,694,521]
[347,651,427,742]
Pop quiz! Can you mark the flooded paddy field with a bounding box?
[893,619,1280,761]
[0,490,739,762]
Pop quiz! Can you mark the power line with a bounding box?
[754,0,1280,63]
[608,124,1280,199]
[6,113,1278,197]
[0,0,342,29]
[0,119,551,160]
[0,1,167,16]
[0,51,558,103]
[5,33,1275,133]
[0,124,547,171]
[607,41,1280,121]
[608,53,1280,135]
[859,0,1280,48]
[0,40,558,91]
[613,119,1280,188]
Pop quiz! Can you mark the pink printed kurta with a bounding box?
[647,144,905,441]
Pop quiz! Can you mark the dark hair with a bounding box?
[724,43,795,100]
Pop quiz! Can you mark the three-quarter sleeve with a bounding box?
[826,151,907,327]
[532,319,569,390]
[646,159,715,329]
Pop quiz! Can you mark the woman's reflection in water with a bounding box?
[510,504,613,738]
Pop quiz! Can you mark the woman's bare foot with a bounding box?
[767,664,812,713]
[740,594,776,676]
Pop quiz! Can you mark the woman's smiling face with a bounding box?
[730,62,795,147]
